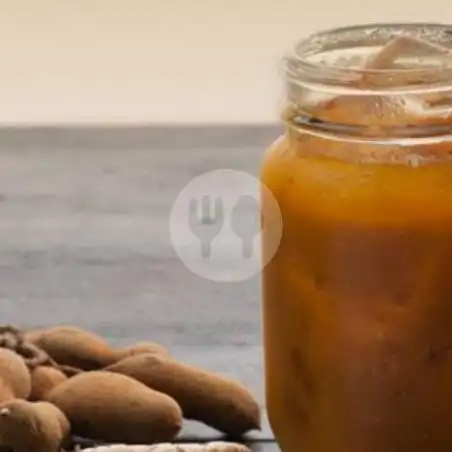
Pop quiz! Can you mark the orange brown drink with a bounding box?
[261,24,452,452]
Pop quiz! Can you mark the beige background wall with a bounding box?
[1,0,450,125]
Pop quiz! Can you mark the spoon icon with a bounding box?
[230,194,261,259]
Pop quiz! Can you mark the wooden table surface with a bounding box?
[0,127,281,451]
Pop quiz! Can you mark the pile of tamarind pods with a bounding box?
[0,325,260,452]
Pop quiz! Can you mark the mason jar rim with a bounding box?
[285,22,452,93]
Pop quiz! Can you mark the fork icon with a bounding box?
[188,195,224,259]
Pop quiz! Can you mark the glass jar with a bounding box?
[261,23,452,452]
